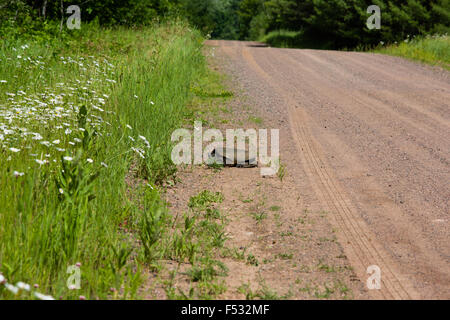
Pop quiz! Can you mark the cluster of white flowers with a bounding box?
[0,273,54,300]
[0,47,118,174]
[1,44,154,182]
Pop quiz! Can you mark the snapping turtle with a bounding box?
[208,147,257,168]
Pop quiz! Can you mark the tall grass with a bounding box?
[375,34,450,70]
[260,29,337,50]
[260,30,303,48]
[0,21,206,299]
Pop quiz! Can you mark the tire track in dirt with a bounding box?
[210,40,449,299]
[239,46,419,299]
[291,50,450,133]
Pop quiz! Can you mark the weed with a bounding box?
[247,254,259,266]
[277,253,293,260]
[249,116,263,125]
[280,231,293,237]
[251,211,267,223]
[188,190,224,211]
[277,162,286,182]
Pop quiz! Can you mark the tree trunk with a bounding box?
[42,0,48,20]
[59,0,64,33]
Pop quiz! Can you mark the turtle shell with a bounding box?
[209,147,257,168]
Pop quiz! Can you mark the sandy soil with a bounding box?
[202,40,450,300]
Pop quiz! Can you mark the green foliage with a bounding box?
[178,0,450,48]
[375,34,450,69]
[261,29,303,48]
[257,0,450,49]
[1,0,449,48]
[188,190,224,211]
[0,20,207,300]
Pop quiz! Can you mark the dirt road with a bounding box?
[207,40,450,299]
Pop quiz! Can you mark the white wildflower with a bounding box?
[139,135,150,148]
[35,159,48,165]
[59,188,64,194]
[101,162,108,168]
[132,147,145,159]
[13,171,24,177]
[92,105,104,112]
[16,282,30,291]
[63,156,73,161]
[32,133,43,140]
[9,147,20,153]
[5,284,18,295]
[34,292,54,300]
[87,158,93,163]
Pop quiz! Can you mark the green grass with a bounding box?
[164,190,229,299]
[260,29,331,49]
[0,20,209,300]
[260,30,303,48]
[375,35,450,70]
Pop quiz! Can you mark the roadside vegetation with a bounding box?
[0,17,210,299]
[375,34,450,70]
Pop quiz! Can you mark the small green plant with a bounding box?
[247,254,259,266]
[280,231,293,237]
[277,253,293,260]
[257,285,280,300]
[224,247,247,261]
[277,162,286,182]
[188,190,224,211]
[186,259,228,282]
[249,116,263,125]
[238,283,257,300]
[314,285,335,299]
[251,211,267,223]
